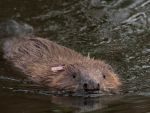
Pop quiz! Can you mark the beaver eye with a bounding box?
[102,73,106,78]
[73,73,77,78]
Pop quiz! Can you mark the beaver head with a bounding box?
[50,58,121,93]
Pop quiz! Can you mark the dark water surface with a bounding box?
[0,0,150,113]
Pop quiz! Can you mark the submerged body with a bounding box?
[1,20,120,93]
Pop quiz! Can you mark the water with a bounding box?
[0,0,150,113]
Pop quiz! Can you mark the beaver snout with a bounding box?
[83,82,100,91]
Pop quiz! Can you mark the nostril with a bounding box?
[83,83,88,89]
[97,84,100,89]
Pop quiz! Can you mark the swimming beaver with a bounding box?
[1,20,120,93]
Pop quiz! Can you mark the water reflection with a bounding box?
[51,95,119,113]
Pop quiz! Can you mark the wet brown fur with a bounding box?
[3,36,121,92]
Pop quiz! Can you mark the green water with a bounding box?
[0,0,150,113]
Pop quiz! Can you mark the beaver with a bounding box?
[0,20,120,93]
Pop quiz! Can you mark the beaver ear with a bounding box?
[107,65,113,71]
[51,65,65,73]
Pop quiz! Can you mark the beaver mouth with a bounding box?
[83,83,100,92]
[84,88,100,92]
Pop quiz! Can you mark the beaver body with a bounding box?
[1,20,120,92]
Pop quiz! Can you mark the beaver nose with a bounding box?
[88,80,94,86]
[83,83,88,89]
